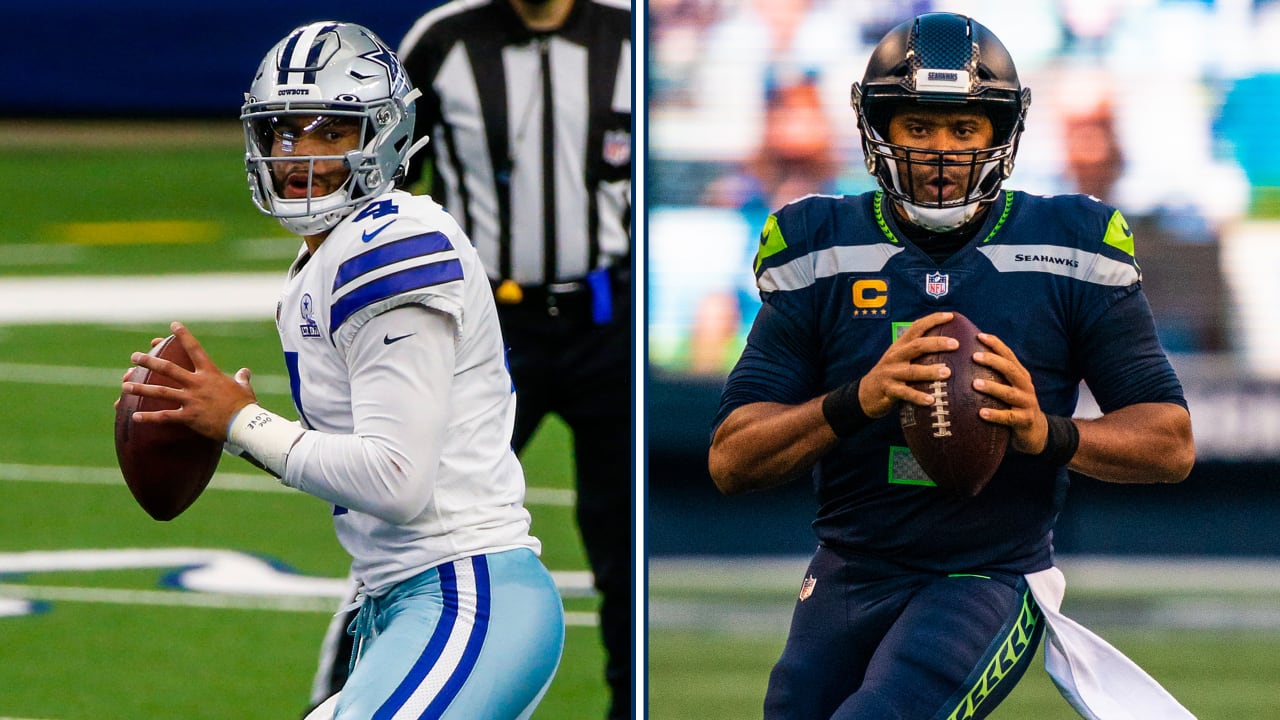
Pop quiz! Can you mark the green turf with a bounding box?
[0,318,606,719]
[0,127,615,718]
[0,143,291,277]
[647,626,1280,719]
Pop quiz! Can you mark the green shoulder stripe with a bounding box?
[754,214,788,273]
[1103,209,1135,257]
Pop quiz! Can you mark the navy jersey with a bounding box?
[714,190,1186,574]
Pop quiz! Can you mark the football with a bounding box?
[899,312,1010,497]
[114,334,221,521]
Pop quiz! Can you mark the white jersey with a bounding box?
[274,189,539,594]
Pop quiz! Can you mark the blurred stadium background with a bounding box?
[0,2,611,719]
[9,0,1280,718]
[648,0,1280,717]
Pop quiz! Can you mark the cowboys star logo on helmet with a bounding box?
[241,21,429,236]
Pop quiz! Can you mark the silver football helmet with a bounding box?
[242,21,426,236]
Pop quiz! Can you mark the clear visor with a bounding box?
[246,110,368,158]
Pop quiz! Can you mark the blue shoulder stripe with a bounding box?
[333,232,453,293]
[331,259,463,332]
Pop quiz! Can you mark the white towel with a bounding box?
[1024,567,1196,719]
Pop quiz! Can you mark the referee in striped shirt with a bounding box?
[306,0,633,717]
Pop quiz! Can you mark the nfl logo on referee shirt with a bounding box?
[602,129,631,167]
[925,272,950,298]
[799,574,817,601]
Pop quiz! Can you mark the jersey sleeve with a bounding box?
[397,7,450,188]
[284,304,454,523]
[330,198,468,353]
[1065,198,1186,412]
[1076,285,1187,412]
[712,204,823,434]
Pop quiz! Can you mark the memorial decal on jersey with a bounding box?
[300,293,322,339]
[925,272,950,299]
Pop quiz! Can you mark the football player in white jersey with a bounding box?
[121,21,564,719]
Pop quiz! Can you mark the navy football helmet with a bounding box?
[851,13,1031,231]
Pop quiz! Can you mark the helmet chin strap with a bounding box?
[898,200,981,232]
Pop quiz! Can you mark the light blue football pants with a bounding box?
[333,548,565,720]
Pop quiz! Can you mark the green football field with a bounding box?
[0,122,609,719]
[10,120,1280,719]
[0,322,605,719]
[649,558,1280,719]
[648,625,1280,719]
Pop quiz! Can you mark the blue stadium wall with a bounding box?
[1,2,445,117]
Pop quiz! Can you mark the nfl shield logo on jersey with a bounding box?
[925,272,950,298]
[799,574,817,601]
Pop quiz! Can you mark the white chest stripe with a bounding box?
[758,245,906,293]
[979,245,1140,286]
[758,243,1138,293]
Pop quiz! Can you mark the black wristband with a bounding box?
[822,379,873,438]
[1037,414,1080,467]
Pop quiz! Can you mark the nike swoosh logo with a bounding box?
[383,333,415,345]
[362,220,397,243]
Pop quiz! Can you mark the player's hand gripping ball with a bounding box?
[114,334,221,521]
[899,313,1010,497]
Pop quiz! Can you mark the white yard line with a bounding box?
[649,555,1280,595]
[0,361,292,395]
[0,273,281,324]
[0,463,574,507]
[0,547,596,618]
[0,585,597,626]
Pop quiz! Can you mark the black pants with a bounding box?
[500,282,633,720]
[309,282,633,719]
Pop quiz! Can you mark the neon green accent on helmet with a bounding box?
[753,214,788,273]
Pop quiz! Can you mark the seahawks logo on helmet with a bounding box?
[851,13,1032,232]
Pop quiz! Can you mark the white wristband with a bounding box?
[226,403,303,479]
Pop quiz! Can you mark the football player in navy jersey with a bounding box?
[121,22,563,719]
[708,12,1194,720]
